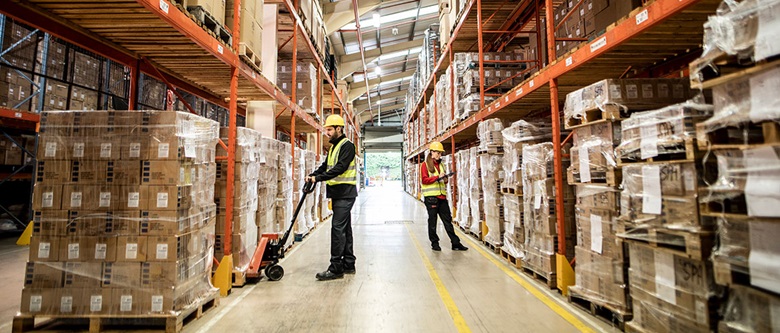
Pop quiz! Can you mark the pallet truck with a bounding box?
[245,181,316,281]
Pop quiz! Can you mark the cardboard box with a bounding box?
[20,288,58,315]
[37,135,68,160]
[82,288,114,314]
[36,160,71,184]
[31,210,68,236]
[140,210,188,235]
[141,261,187,287]
[146,134,182,161]
[103,211,141,236]
[30,236,60,261]
[146,185,191,211]
[70,160,106,184]
[111,288,141,314]
[71,112,109,137]
[58,236,95,261]
[146,235,182,262]
[106,160,141,184]
[117,186,148,210]
[102,263,141,288]
[32,184,63,211]
[84,236,118,261]
[63,262,103,288]
[24,262,64,288]
[117,236,148,262]
[120,136,150,160]
[142,160,188,185]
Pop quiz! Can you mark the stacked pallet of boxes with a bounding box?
[689,1,780,331]
[478,119,505,247]
[225,0,264,68]
[455,150,471,230]
[453,52,533,121]
[303,151,318,231]
[1,21,36,110]
[441,154,456,215]
[298,0,326,60]
[214,127,261,274]
[500,121,553,261]
[521,141,574,287]
[293,148,309,237]
[0,134,34,166]
[278,62,318,115]
[613,99,722,331]
[467,147,483,236]
[276,141,294,248]
[24,110,219,317]
[551,0,643,59]
[435,69,453,135]
[416,25,441,96]
[257,137,279,236]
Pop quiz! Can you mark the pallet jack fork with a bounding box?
[246,181,316,281]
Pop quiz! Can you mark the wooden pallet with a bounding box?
[477,145,504,155]
[618,227,714,260]
[186,6,232,46]
[500,186,522,196]
[617,138,699,166]
[567,167,621,186]
[238,43,262,72]
[567,285,632,331]
[696,121,780,150]
[500,249,522,268]
[13,291,218,333]
[482,240,502,254]
[564,104,625,130]
[712,259,751,289]
[521,265,557,289]
[232,269,248,287]
[698,189,751,218]
[690,50,780,89]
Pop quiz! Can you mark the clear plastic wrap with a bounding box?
[468,147,483,235]
[699,64,780,135]
[501,194,524,259]
[563,79,693,127]
[25,111,219,317]
[569,136,617,184]
[627,242,721,332]
[480,154,503,246]
[477,119,505,151]
[616,102,712,162]
[569,245,628,314]
[456,150,471,229]
[720,284,780,333]
[501,120,553,190]
[713,216,780,295]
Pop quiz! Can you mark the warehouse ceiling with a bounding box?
[325,0,438,126]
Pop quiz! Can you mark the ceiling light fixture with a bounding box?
[373,13,381,28]
[374,67,382,75]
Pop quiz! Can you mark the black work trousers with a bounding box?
[328,198,356,274]
[424,196,461,246]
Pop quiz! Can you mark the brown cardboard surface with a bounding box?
[36,160,71,184]
[63,262,103,288]
[116,236,148,262]
[25,262,64,288]
[102,263,141,288]
[19,288,58,314]
[142,160,187,185]
[140,210,188,236]
[32,184,63,211]
[32,210,68,236]
[29,236,60,261]
[118,185,148,210]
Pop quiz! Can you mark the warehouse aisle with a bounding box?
[187,183,620,333]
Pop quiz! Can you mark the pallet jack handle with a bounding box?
[278,181,317,254]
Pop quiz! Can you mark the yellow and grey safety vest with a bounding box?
[326,138,357,186]
[421,161,447,197]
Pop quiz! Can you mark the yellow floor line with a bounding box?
[405,224,473,333]
[456,230,597,333]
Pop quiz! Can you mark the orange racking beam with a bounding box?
[477,0,486,109]
[545,0,566,256]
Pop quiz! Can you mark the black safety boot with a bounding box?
[343,266,356,274]
[432,243,442,251]
[452,244,469,251]
[316,270,344,281]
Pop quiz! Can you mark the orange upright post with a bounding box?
[477,0,485,109]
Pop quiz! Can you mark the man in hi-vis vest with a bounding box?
[307,114,357,281]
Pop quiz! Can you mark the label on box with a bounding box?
[129,143,141,158]
[45,142,57,157]
[99,192,111,208]
[90,295,103,312]
[609,84,622,99]
[749,66,780,123]
[642,165,662,214]
[658,83,670,99]
[626,84,639,99]
[120,295,133,312]
[152,295,164,312]
[100,143,112,158]
[749,220,780,294]
[156,243,169,260]
[684,168,695,192]
[68,243,80,259]
[654,251,677,305]
[128,192,140,208]
[38,242,51,258]
[60,296,73,313]
[744,147,780,217]
[640,125,659,159]
[42,192,54,208]
[95,243,107,260]
[30,295,42,312]
[641,84,654,98]
[126,243,138,259]
[157,192,169,208]
[73,143,85,158]
[579,145,591,182]
[71,192,83,208]
[158,143,170,158]
[590,214,603,254]
[755,2,780,61]
[184,144,196,158]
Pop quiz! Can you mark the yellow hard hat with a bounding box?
[324,114,346,128]
[429,141,445,152]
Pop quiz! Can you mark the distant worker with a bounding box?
[307,114,357,280]
[420,142,468,252]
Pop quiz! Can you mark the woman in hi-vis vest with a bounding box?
[420,142,468,252]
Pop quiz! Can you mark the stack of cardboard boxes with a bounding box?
[278,62,318,115]
[500,120,553,260]
[256,137,280,237]
[478,119,506,247]
[0,134,34,166]
[452,52,532,121]
[226,0,264,63]
[189,0,227,26]
[468,147,484,236]
[455,150,471,230]
[298,0,326,60]
[521,142,575,286]
[23,110,219,317]
[276,141,294,249]
[553,0,644,59]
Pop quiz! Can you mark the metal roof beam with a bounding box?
[347,70,414,101]
[323,0,382,35]
[339,39,421,63]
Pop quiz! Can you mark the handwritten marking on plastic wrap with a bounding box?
[749,220,780,294]
[579,145,591,183]
[654,251,677,305]
[749,66,780,122]
[641,165,662,215]
[640,124,659,159]
[743,147,780,217]
[590,214,603,254]
[755,2,780,61]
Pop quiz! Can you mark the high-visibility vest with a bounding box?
[326,138,357,186]
[421,161,447,197]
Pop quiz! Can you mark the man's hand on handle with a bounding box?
[306,176,317,183]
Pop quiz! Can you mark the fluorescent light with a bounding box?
[343,5,438,30]
[375,67,382,75]
[378,46,422,61]
[373,13,381,27]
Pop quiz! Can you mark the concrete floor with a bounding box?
[0,182,621,332]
